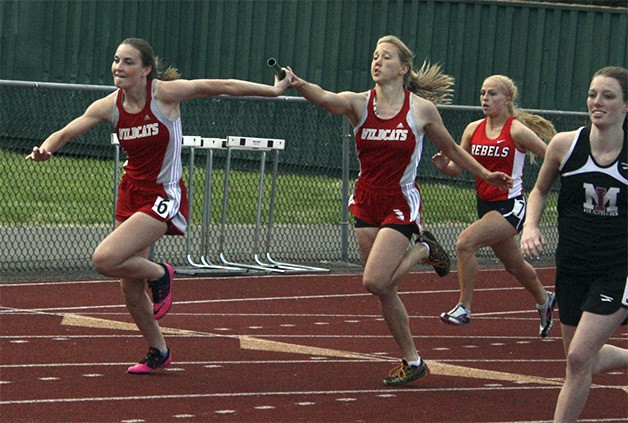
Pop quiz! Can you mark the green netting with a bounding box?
[0,81,589,275]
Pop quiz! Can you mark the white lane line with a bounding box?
[0,358,567,369]
[0,286,555,315]
[0,385,566,405]
[6,334,620,341]
[0,267,559,288]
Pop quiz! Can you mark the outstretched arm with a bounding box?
[156,73,292,103]
[26,94,115,161]
[285,66,366,127]
[420,103,512,189]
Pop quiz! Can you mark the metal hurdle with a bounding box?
[216,136,288,273]
[181,136,246,275]
[261,141,329,273]
[217,136,329,274]
[111,133,329,274]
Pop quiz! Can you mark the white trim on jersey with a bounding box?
[508,147,526,198]
[558,127,584,172]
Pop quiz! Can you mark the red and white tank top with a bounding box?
[112,79,183,188]
[353,89,424,193]
[471,116,525,201]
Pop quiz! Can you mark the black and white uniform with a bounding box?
[555,125,628,326]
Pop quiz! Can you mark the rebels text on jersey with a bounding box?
[471,143,510,158]
[471,116,525,201]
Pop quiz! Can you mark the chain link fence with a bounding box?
[0,80,589,278]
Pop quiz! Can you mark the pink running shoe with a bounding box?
[127,347,171,374]
[148,263,174,320]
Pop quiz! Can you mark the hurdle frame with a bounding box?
[182,136,246,275]
[217,136,328,273]
[112,133,329,274]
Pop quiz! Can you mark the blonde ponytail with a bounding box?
[407,61,455,105]
[154,56,181,81]
[514,111,556,144]
[489,75,556,144]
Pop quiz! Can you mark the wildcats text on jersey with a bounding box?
[361,127,408,141]
[119,123,159,141]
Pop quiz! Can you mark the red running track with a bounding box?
[1,268,626,422]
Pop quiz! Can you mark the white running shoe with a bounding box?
[440,304,471,325]
[537,292,557,337]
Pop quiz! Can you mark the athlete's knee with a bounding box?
[92,246,121,276]
[565,345,595,377]
[362,275,391,297]
[455,236,476,257]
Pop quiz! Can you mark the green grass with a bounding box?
[0,150,558,226]
[2,151,115,225]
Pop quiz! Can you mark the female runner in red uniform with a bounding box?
[27,38,291,374]
[283,35,512,386]
[433,75,558,337]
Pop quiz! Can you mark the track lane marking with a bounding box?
[61,313,563,386]
[0,385,567,406]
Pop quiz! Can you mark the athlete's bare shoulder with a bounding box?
[85,91,117,122]
[409,93,443,130]
[544,129,580,167]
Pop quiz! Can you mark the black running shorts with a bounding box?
[354,216,417,241]
[556,269,628,326]
[477,195,526,232]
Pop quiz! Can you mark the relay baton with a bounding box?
[267,58,286,80]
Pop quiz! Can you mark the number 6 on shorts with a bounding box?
[152,196,173,218]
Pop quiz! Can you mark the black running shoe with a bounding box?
[383,359,430,386]
[420,229,451,277]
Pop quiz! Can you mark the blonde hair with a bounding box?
[487,75,556,144]
[377,35,454,105]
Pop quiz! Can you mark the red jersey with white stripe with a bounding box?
[471,116,525,201]
[112,79,187,229]
[354,90,423,190]
[350,89,424,225]
[112,79,183,187]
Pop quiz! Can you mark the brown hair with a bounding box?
[593,66,627,102]
[120,38,181,81]
[376,35,454,105]
[592,66,628,131]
